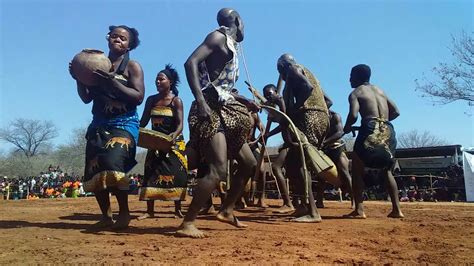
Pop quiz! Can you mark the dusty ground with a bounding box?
[1,196,473,264]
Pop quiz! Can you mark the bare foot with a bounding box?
[235,200,247,210]
[292,205,308,217]
[198,205,217,215]
[387,210,404,218]
[273,205,295,214]
[112,214,130,230]
[343,210,367,219]
[136,213,154,221]
[256,200,268,208]
[175,222,205,238]
[92,217,114,229]
[290,214,322,223]
[216,211,248,228]
[174,209,184,219]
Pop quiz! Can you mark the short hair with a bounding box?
[351,64,371,82]
[217,8,239,27]
[263,84,276,93]
[109,25,141,51]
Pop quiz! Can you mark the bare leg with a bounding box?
[176,133,227,238]
[271,149,295,213]
[199,196,217,215]
[94,190,114,228]
[384,168,404,218]
[256,169,268,208]
[291,166,321,223]
[336,153,353,207]
[315,180,326,208]
[344,153,366,219]
[285,148,321,223]
[289,172,307,217]
[174,201,184,218]
[216,143,256,228]
[112,190,130,230]
[186,147,199,171]
[137,200,154,220]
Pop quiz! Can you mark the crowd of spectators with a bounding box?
[0,166,162,200]
[1,163,466,202]
[1,165,86,200]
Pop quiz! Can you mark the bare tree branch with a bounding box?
[0,118,58,158]
[397,129,448,148]
[415,31,474,106]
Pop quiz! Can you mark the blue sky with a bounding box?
[0,0,473,152]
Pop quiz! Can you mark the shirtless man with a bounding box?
[278,54,331,222]
[177,8,259,238]
[262,84,294,213]
[342,64,404,219]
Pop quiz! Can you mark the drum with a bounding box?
[137,128,173,151]
[71,49,112,87]
[304,143,341,187]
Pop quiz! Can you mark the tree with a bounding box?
[397,129,448,148]
[0,151,55,178]
[0,118,58,158]
[415,31,473,106]
[52,127,87,175]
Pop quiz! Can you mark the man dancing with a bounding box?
[261,84,294,213]
[277,54,331,222]
[343,64,404,219]
[177,8,259,238]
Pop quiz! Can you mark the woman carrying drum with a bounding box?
[138,64,188,219]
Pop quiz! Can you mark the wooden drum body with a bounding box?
[137,128,173,151]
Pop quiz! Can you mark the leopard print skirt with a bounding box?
[292,109,329,149]
[187,88,251,160]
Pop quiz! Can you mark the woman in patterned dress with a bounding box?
[138,64,188,219]
[70,25,144,230]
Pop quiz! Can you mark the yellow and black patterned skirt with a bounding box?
[187,87,252,160]
[83,127,137,192]
[139,139,188,201]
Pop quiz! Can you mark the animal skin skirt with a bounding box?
[187,87,252,160]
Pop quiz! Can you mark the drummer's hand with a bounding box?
[197,102,211,120]
[169,132,178,142]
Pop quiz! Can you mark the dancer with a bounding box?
[138,65,188,220]
[177,8,259,238]
[342,64,404,219]
[70,25,144,229]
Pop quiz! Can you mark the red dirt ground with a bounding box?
[1,196,473,264]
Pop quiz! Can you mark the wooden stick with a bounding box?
[245,81,267,104]
[260,105,310,201]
